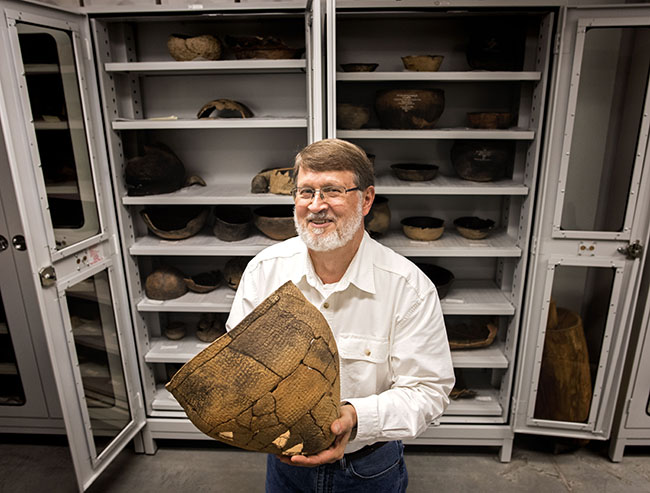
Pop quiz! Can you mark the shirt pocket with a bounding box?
[337,336,389,364]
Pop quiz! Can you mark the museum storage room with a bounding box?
[0,0,649,491]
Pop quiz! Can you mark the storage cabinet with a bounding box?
[91,2,322,429]
[327,2,554,459]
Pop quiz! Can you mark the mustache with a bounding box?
[305,211,335,222]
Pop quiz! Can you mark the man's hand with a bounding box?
[276,404,357,467]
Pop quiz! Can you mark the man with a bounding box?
[226,139,454,492]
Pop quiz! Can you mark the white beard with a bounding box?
[294,200,363,252]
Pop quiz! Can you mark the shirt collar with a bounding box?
[291,231,376,295]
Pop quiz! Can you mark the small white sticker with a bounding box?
[476,396,492,401]
[443,298,464,304]
[161,345,178,350]
[196,343,209,349]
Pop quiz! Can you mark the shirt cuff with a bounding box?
[343,396,378,443]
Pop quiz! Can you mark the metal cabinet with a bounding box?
[513,6,650,445]
[326,0,555,461]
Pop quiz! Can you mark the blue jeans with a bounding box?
[266,440,408,493]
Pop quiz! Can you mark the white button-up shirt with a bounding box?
[226,232,454,453]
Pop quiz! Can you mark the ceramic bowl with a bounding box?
[454,216,495,240]
[401,216,445,241]
[213,205,252,242]
[340,63,379,72]
[337,104,370,130]
[450,140,514,182]
[184,271,223,293]
[141,206,209,240]
[391,163,439,181]
[364,196,391,236]
[467,112,513,129]
[401,55,444,72]
[416,263,455,299]
[253,205,297,241]
[375,88,445,129]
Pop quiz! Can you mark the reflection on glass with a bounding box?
[561,27,650,232]
[17,22,100,249]
[534,265,615,422]
[0,292,26,406]
[66,271,130,456]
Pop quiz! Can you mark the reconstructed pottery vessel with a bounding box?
[225,35,303,60]
[253,205,297,241]
[166,281,340,456]
[416,263,455,299]
[340,63,378,72]
[401,55,444,72]
[364,196,390,236]
[337,104,370,130]
[467,112,513,129]
[125,143,186,196]
[375,88,445,129]
[197,99,254,119]
[214,206,253,242]
[391,163,439,181]
[167,34,222,61]
[164,321,187,341]
[185,271,223,294]
[224,257,251,290]
[447,321,498,350]
[145,265,188,301]
[401,216,444,241]
[454,216,495,240]
[141,206,209,240]
[450,140,514,182]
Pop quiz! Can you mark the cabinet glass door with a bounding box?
[2,4,145,491]
[514,6,650,441]
[0,292,25,407]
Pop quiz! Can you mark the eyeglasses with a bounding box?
[291,185,360,202]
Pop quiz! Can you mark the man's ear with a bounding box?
[362,186,375,216]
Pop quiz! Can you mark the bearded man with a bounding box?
[226,138,454,492]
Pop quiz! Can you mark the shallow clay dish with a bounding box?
[340,63,379,72]
[454,216,495,240]
[253,205,297,241]
[184,271,223,294]
[401,216,444,241]
[391,163,439,181]
[141,206,209,240]
[402,55,444,72]
[416,263,455,299]
[447,321,498,350]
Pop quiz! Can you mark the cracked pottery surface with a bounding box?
[166,281,340,456]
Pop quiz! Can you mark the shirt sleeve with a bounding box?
[344,287,455,443]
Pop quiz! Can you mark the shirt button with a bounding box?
[365,349,371,356]
[323,302,330,309]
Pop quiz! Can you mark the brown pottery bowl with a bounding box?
[454,216,495,240]
[340,63,379,72]
[416,263,455,299]
[253,205,297,241]
[141,206,209,240]
[213,205,252,242]
[184,271,223,294]
[391,163,439,181]
[401,216,445,241]
[364,196,391,236]
[337,104,370,130]
[450,140,514,182]
[375,88,445,129]
[401,55,444,72]
[467,112,513,129]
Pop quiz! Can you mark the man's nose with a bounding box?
[307,192,328,212]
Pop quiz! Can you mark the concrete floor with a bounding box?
[0,434,649,493]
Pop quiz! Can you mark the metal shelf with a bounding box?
[137,279,513,315]
[444,388,502,416]
[337,71,542,82]
[0,362,18,375]
[451,342,508,369]
[46,181,79,197]
[111,117,308,130]
[0,322,8,335]
[122,176,527,205]
[145,337,212,363]
[337,128,535,140]
[105,60,307,75]
[129,230,520,257]
[152,384,183,412]
[24,63,60,74]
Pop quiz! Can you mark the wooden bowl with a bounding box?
[450,140,514,182]
[467,112,513,129]
[401,216,444,241]
[337,104,370,130]
[402,55,444,72]
[141,206,209,240]
[416,263,455,299]
[340,63,378,72]
[213,205,252,242]
[391,163,439,181]
[375,88,445,129]
[253,205,297,241]
[454,216,495,240]
[364,196,390,236]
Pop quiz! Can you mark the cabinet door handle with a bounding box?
[12,235,26,251]
[0,235,8,252]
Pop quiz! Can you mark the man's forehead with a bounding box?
[296,168,354,184]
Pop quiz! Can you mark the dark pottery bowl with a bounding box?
[364,196,390,236]
[224,257,252,290]
[454,216,495,240]
[401,55,444,72]
[450,140,514,182]
[466,23,525,71]
[141,206,209,240]
[253,205,297,241]
[337,104,370,130]
[375,88,445,129]
[145,265,188,301]
[467,112,513,129]
[416,263,455,299]
[401,216,444,241]
[340,63,379,72]
[447,321,498,350]
[184,270,223,293]
[214,205,252,242]
[164,321,187,341]
[391,163,439,181]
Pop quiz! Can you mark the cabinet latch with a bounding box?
[617,240,644,260]
[39,266,57,287]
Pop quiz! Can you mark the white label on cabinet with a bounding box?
[476,396,493,401]
[196,343,209,349]
[469,243,489,247]
[161,345,178,350]
[443,298,464,304]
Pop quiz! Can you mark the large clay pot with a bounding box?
[145,265,188,301]
[375,89,444,129]
[450,140,514,182]
[253,205,297,241]
[534,302,592,423]
[167,34,222,61]
[213,205,252,242]
[364,196,390,236]
[125,143,186,196]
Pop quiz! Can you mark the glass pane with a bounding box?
[0,291,26,406]
[561,27,650,232]
[65,271,130,456]
[17,22,100,250]
[534,265,615,422]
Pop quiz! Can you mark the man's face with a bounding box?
[293,169,374,252]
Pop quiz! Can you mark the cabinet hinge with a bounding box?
[625,398,632,416]
[530,235,538,255]
[553,32,561,55]
[511,396,517,416]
